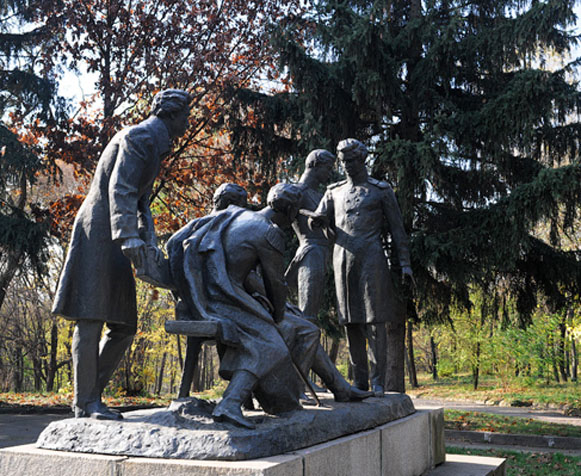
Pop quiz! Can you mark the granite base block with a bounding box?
[428,408,446,466]
[0,444,124,476]
[427,454,506,476]
[382,411,430,476]
[300,427,381,476]
[2,409,447,476]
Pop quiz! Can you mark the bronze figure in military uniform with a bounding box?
[52,89,192,419]
[312,139,413,396]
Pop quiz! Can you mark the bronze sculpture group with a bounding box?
[52,90,412,428]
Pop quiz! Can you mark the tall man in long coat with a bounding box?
[52,89,192,419]
[312,139,413,397]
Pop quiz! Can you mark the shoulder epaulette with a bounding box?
[265,224,285,253]
[368,177,390,189]
[327,179,347,190]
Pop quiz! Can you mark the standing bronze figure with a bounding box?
[285,149,335,321]
[52,89,192,419]
[312,139,413,396]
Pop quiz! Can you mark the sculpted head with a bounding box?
[151,89,193,138]
[267,183,303,226]
[336,138,368,179]
[213,183,248,212]
[305,149,335,184]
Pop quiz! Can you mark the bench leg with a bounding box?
[178,337,203,398]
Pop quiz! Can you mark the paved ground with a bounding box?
[412,396,581,427]
[2,397,581,454]
[0,413,68,449]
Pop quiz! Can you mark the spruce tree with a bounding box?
[0,0,61,308]
[229,0,581,390]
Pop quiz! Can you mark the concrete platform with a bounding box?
[1,409,450,476]
[427,454,506,476]
[35,394,416,460]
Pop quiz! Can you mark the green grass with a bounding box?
[408,373,581,411]
[447,446,581,476]
[445,410,581,438]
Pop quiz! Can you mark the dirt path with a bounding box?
[412,396,581,427]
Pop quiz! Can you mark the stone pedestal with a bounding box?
[2,409,447,476]
[35,394,416,460]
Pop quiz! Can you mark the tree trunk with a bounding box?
[209,347,215,389]
[404,344,411,384]
[176,335,183,371]
[572,336,578,382]
[559,320,568,382]
[385,319,406,392]
[329,339,339,365]
[406,320,418,388]
[472,342,480,391]
[155,352,167,395]
[430,336,438,381]
[32,355,43,391]
[549,335,560,383]
[46,318,58,392]
[0,250,23,312]
[12,346,23,392]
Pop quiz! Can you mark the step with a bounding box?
[428,454,506,476]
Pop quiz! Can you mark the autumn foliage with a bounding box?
[1,0,304,394]
[29,0,304,238]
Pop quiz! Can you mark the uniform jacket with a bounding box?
[314,176,410,325]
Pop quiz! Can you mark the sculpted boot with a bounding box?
[75,400,123,420]
[212,370,257,429]
[311,347,373,402]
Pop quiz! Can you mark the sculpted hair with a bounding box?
[150,89,193,118]
[213,183,248,211]
[305,149,335,169]
[267,183,303,214]
[337,138,368,160]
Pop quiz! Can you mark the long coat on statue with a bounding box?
[175,207,292,382]
[52,116,170,327]
[314,177,411,325]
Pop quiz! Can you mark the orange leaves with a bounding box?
[48,193,86,239]
[19,0,307,242]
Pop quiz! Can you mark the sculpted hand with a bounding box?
[307,215,329,231]
[146,244,165,263]
[121,238,146,268]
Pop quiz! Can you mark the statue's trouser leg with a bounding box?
[97,322,136,395]
[279,312,320,376]
[311,345,350,395]
[346,324,369,390]
[73,320,103,413]
[368,323,387,388]
[297,258,326,320]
